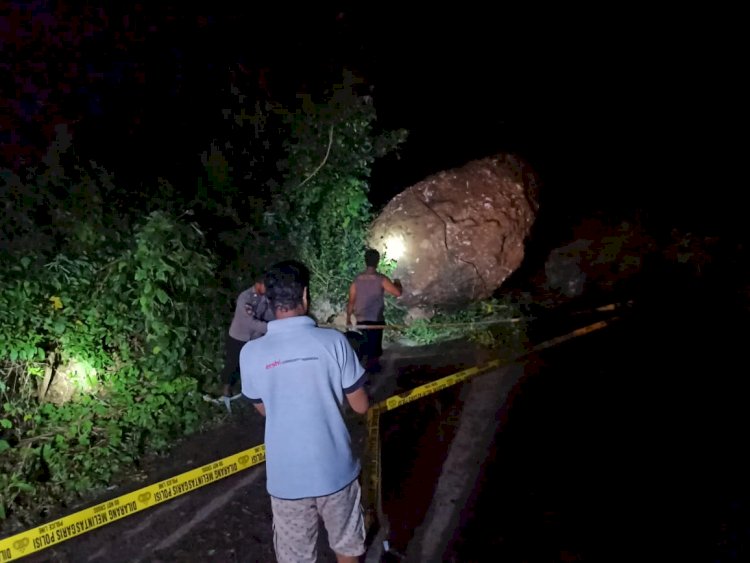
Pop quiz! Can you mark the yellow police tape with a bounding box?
[361,316,620,533]
[383,360,501,412]
[0,316,619,561]
[363,405,383,532]
[362,358,502,532]
[0,360,497,561]
[0,444,265,562]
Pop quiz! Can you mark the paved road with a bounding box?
[419,283,750,561]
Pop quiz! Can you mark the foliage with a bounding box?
[0,155,224,531]
[270,75,407,320]
[386,297,530,358]
[193,92,290,289]
[1,71,415,533]
[0,79,405,531]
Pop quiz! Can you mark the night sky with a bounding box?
[1,3,738,240]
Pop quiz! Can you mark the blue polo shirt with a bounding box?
[240,315,367,499]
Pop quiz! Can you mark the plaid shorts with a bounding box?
[270,478,366,563]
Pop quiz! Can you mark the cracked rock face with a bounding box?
[369,155,539,309]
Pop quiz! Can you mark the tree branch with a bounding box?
[296,125,334,190]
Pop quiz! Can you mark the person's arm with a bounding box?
[239,342,265,416]
[245,316,269,338]
[346,282,356,326]
[345,387,369,414]
[382,276,403,297]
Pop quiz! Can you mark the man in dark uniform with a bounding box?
[218,275,274,397]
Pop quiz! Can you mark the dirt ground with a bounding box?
[20,391,280,562]
[16,337,503,563]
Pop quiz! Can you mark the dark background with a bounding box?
[3,3,737,242]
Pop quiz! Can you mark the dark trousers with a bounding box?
[219,334,246,386]
[360,320,384,370]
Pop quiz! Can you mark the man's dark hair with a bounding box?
[364,248,380,268]
[264,260,310,311]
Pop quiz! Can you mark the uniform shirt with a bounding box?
[240,316,366,499]
[228,287,274,341]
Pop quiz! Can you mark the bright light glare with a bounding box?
[385,234,406,260]
[69,358,98,391]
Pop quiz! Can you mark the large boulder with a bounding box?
[368,155,539,310]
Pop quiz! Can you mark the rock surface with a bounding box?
[368,154,539,310]
[517,216,658,307]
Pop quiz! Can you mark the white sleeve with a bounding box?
[239,342,262,402]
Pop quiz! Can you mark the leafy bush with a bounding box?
[0,72,530,535]
[270,77,407,320]
[0,156,224,531]
[0,78,411,528]
[386,297,530,357]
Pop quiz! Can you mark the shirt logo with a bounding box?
[264,357,319,370]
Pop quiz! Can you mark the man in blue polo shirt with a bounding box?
[240,260,369,563]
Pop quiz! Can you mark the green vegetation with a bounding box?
[385,297,530,357]
[0,75,523,533]
[0,79,407,531]
[271,77,407,321]
[0,152,222,528]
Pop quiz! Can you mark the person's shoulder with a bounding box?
[311,325,347,343]
[311,322,342,334]
[238,287,255,299]
[240,337,261,357]
[376,272,393,284]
